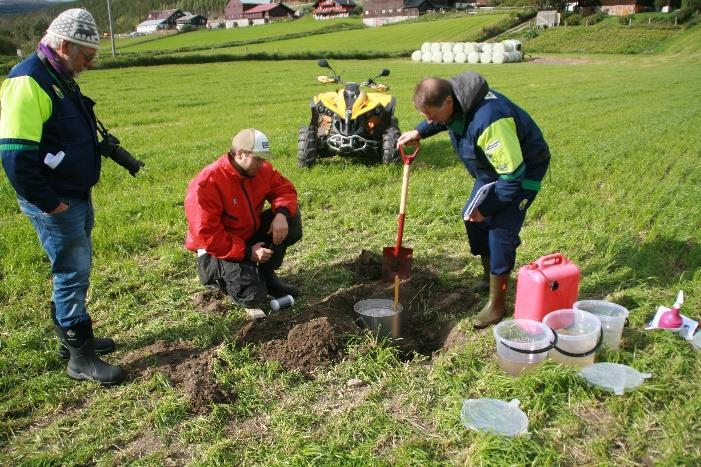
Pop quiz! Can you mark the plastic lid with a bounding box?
[460,398,528,437]
[691,332,701,351]
[579,363,651,395]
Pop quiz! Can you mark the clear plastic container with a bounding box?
[579,363,651,395]
[460,398,528,437]
[543,309,602,367]
[573,300,628,350]
[492,319,555,376]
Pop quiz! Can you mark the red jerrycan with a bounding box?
[514,253,580,322]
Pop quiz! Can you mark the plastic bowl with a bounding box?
[543,309,602,367]
[492,319,555,376]
[574,300,628,350]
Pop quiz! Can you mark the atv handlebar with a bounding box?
[317,76,389,92]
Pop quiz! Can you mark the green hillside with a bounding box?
[114,16,362,53]
[509,15,691,54]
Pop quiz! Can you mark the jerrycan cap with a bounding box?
[579,363,651,395]
[460,398,529,437]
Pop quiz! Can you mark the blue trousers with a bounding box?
[463,187,538,275]
[18,196,93,328]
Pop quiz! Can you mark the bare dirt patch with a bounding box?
[234,250,478,375]
[122,340,236,414]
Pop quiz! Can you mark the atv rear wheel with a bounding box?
[381,126,400,164]
[298,125,318,168]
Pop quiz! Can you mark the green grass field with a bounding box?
[1,17,700,465]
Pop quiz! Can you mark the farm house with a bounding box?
[243,2,295,22]
[175,14,208,31]
[312,0,357,19]
[363,0,454,26]
[136,9,186,33]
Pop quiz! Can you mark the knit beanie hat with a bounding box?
[47,9,100,50]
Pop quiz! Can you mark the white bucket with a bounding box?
[493,319,555,376]
[573,300,628,350]
[543,309,602,367]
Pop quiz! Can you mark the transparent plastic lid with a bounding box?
[460,398,529,437]
[579,363,651,395]
[691,332,701,351]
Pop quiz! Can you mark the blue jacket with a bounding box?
[417,72,550,216]
[0,52,100,213]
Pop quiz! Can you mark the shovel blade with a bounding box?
[382,246,413,282]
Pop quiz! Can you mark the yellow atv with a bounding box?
[298,59,400,168]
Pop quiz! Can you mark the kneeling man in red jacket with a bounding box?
[185,128,302,307]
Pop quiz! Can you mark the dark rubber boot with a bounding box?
[471,255,491,293]
[51,302,116,359]
[474,273,509,329]
[55,319,124,386]
[265,271,299,298]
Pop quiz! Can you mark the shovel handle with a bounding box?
[400,143,419,165]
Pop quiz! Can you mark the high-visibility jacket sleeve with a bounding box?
[475,117,525,216]
[0,75,59,212]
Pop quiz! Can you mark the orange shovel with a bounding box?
[382,143,419,282]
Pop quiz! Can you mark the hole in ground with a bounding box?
[235,250,479,375]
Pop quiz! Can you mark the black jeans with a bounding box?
[197,209,302,307]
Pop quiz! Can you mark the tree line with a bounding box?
[0,0,234,54]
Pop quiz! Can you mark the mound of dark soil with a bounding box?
[123,341,236,414]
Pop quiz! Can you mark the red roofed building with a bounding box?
[244,2,295,19]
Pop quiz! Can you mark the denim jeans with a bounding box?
[18,196,93,328]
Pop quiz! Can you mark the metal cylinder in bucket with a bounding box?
[353,299,402,340]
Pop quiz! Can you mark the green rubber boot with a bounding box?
[474,273,509,329]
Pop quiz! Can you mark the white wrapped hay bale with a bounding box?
[452,43,464,53]
[431,51,443,63]
[464,42,477,54]
[454,52,467,63]
[421,51,433,62]
[507,50,522,62]
[467,52,480,64]
[492,52,507,64]
[480,52,492,64]
[493,42,505,54]
[430,42,441,53]
[411,50,423,61]
[482,43,494,54]
[442,51,454,63]
[492,51,522,64]
[421,42,432,53]
[441,42,453,54]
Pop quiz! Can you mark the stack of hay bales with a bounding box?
[412,41,523,64]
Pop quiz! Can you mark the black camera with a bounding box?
[96,121,145,177]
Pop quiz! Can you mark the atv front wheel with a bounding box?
[298,125,318,168]
[381,126,400,164]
